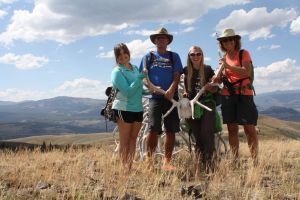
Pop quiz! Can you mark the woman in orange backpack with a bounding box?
[214,29,258,166]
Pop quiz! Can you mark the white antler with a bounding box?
[143,56,181,119]
[214,32,226,80]
[189,83,221,119]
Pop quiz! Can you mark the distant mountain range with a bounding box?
[0,90,299,140]
[255,90,300,121]
[0,96,115,140]
[255,90,300,112]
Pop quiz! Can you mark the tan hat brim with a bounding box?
[150,34,173,44]
[217,35,241,41]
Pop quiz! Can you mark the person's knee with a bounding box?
[147,132,158,145]
[244,125,258,138]
[227,124,238,134]
[166,132,175,139]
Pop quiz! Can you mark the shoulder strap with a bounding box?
[239,49,244,67]
[167,51,174,65]
[148,51,155,68]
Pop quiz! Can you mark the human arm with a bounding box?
[165,53,183,100]
[165,71,180,100]
[219,50,252,77]
[111,68,145,98]
[183,70,189,98]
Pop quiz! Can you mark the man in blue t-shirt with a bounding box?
[139,27,183,170]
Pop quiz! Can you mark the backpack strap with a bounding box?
[239,49,256,95]
[168,51,174,66]
[239,49,244,67]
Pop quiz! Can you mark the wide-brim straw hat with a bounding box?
[217,28,241,41]
[150,27,173,44]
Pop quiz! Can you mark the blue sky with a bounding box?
[0,0,299,101]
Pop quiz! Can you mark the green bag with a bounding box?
[194,103,203,119]
[214,110,222,133]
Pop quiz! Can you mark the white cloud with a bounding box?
[56,78,100,91]
[98,39,155,59]
[54,77,108,99]
[125,29,155,36]
[0,53,49,69]
[216,7,297,41]
[0,78,109,101]
[257,44,280,51]
[0,0,249,45]
[290,16,300,34]
[0,9,7,18]
[0,88,48,102]
[0,0,16,4]
[254,58,300,94]
[204,57,212,62]
[181,26,195,33]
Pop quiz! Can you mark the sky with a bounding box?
[0,0,299,102]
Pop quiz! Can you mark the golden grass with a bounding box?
[0,140,300,200]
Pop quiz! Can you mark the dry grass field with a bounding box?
[0,139,299,200]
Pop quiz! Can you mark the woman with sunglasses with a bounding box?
[215,29,258,167]
[183,46,219,173]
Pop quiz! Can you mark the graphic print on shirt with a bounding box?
[190,69,202,98]
[150,55,172,70]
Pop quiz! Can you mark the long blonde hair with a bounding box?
[186,46,206,92]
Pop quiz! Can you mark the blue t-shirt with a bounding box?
[139,51,183,99]
[111,64,145,112]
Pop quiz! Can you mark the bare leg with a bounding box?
[162,132,176,170]
[146,131,158,158]
[243,125,259,163]
[227,123,239,160]
[164,132,175,162]
[117,119,132,168]
[145,131,158,169]
[127,122,142,170]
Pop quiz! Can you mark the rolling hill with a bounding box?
[0,96,115,140]
[1,90,300,140]
[7,115,300,147]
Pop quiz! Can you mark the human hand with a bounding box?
[164,88,174,101]
[211,75,222,83]
[183,92,188,98]
[204,83,216,93]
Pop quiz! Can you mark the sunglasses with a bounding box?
[189,52,202,57]
[221,37,234,43]
[156,36,168,40]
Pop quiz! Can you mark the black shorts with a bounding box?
[113,109,143,123]
[148,97,180,134]
[221,95,258,125]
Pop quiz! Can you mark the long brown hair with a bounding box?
[186,46,205,92]
[218,37,241,52]
[113,43,130,63]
